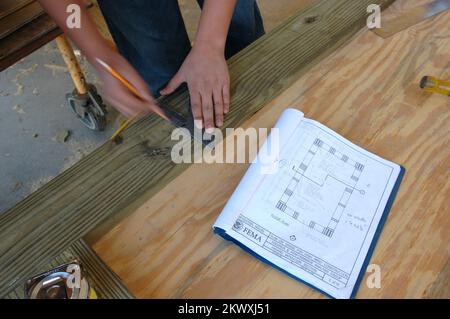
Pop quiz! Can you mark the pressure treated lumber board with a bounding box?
[0,0,395,297]
[93,1,450,298]
[6,239,133,299]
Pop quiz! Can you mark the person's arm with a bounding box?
[38,0,163,118]
[161,0,237,132]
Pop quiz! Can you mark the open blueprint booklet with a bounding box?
[213,108,404,299]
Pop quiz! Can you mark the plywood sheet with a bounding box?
[93,2,450,298]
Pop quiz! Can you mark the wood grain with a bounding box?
[0,0,396,297]
[0,0,398,296]
[6,239,133,299]
[0,0,34,20]
[0,1,102,71]
[0,0,391,296]
[372,0,450,38]
[0,1,44,40]
[0,13,59,71]
[93,1,450,298]
[426,259,450,298]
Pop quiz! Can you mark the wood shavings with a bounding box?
[11,181,23,192]
[14,84,24,96]
[16,64,39,77]
[62,139,99,171]
[44,64,68,76]
[11,64,39,96]
[13,105,26,114]
[53,130,71,143]
[29,176,53,193]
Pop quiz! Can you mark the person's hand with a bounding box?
[92,50,164,119]
[160,44,230,132]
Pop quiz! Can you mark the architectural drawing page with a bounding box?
[214,108,401,299]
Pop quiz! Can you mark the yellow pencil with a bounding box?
[95,58,169,142]
[110,114,139,142]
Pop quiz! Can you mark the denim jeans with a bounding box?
[97,0,265,96]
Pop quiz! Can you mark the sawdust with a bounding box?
[62,139,99,171]
[11,63,39,96]
[16,64,39,78]
[21,138,98,194]
[11,181,23,192]
[44,64,69,76]
[14,83,24,96]
[52,130,71,143]
[13,105,26,114]
[29,176,53,193]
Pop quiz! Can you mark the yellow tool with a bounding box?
[111,113,140,144]
[420,76,450,96]
[95,58,169,143]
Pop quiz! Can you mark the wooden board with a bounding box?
[0,1,105,71]
[0,1,45,40]
[0,13,59,71]
[426,260,450,298]
[0,0,34,20]
[0,0,396,297]
[93,1,450,298]
[372,0,450,38]
[6,239,133,299]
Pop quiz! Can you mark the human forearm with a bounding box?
[195,0,237,53]
[37,0,112,66]
[161,0,237,129]
[38,0,165,118]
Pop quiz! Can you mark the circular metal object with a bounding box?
[25,262,95,299]
[66,84,107,131]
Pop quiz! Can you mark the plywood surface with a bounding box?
[1,0,394,297]
[93,1,450,298]
[372,0,450,38]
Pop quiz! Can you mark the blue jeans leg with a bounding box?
[97,0,265,95]
[97,0,191,96]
